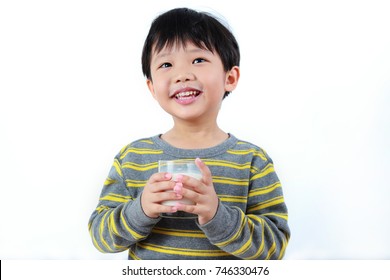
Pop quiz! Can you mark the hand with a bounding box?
[174,158,219,225]
[141,172,182,218]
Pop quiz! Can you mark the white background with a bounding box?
[1,0,389,260]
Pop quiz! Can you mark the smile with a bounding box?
[172,89,202,105]
[174,90,201,99]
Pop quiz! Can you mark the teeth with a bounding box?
[175,91,199,98]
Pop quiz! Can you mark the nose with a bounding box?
[174,71,195,84]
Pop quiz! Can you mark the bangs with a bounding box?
[150,10,216,55]
[142,8,240,80]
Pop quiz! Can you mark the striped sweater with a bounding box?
[88,134,290,259]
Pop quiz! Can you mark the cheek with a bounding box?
[203,72,226,93]
[151,79,169,96]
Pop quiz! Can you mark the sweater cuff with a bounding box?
[197,201,241,244]
[122,196,161,233]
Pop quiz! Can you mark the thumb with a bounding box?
[195,158,212,185]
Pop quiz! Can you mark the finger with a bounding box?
[175,202,198,215]
[155,204,179,214]
[147,180,176,193]
[177,186,200,203]
[153,189,183,203]
[149,172,172,184]
[179,175,201,191]
[147,172,173,191]
[195,158,213,185]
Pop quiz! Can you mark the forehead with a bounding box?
[152,41,213,58]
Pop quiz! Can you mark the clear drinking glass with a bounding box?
[158,159,202,219]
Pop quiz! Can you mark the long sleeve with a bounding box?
[88,156,160,253]
[199,153,290,259]
[88,135,290,259]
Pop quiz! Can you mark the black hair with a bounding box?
[141,8,240,98]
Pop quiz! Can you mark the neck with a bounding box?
[161,122,228,149]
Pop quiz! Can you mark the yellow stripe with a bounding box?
[249,182,281,197]
[263,212,288,221]
[152,227,206,238]
[104,177,117,186]
[113,159,123,177]
[99,211,113,252]
[264,223,276,260]
[100,193,133,203]
[129,249,141,260]
[89,227,106,253]
[226,148,255,155]
[251,163,275,181]
[139,140,154,144]
[120,148,163,159]
[279,227,290,259]
[137,242,230,257]
[96,205,110,214]
[266,241,277,260]
[119,145,128,155]
[219,195,247,203]
[122,162,158,171]
[248,196,285,212]
[212,176,248,186]
[231,220,255,256]
[203,159,251,170]
[227,149,267,161]
[277,234,289,259]
[214,211,246,247]
[250,166,260,174]
[254,150,268,161]
[109,211,120,236]
[108,214,128,251]
[112,243,128,251]
[246,217,275,260]
[246,215,266,259]
[125,179,147,188]
[120,211,146,240]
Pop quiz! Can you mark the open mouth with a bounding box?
[174,90,201,100]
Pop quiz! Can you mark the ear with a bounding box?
[224,66,240,92]
[146,79,157,99]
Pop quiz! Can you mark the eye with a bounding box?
[159,62,172,69]
[193,58,206,64]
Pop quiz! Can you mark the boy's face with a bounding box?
[147,42,239,124]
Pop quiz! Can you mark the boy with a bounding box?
[88,7,290,260]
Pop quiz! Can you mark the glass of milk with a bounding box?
[158,159,202,219]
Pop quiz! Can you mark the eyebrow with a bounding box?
[154,47,212,61]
